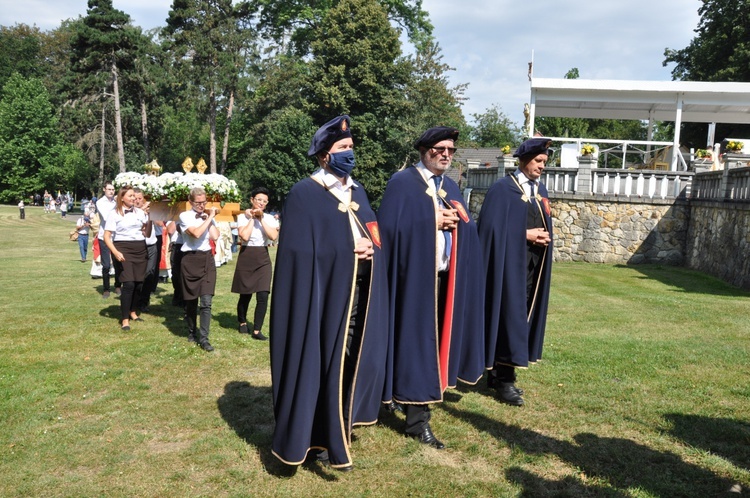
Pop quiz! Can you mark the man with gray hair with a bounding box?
[178,187,220,351]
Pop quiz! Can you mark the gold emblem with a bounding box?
[341,119,348,131]
[350,201,359,211]
[438,188,447,198]
[521,194,529,203]
[338,203,347,213]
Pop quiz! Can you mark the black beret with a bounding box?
[513,137,552,158]
[414,126,459,150]
[307,115,353,157]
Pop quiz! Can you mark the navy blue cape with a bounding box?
[270,177,390,468]
[378,165,487,404]
[478,173,553,367]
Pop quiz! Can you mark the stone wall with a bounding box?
[466,177,750,289]
[686,201,750,289]
[468,190,689,266]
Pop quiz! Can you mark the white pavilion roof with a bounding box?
[530,78,750,124]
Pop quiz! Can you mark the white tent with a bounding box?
[528,78,750,170]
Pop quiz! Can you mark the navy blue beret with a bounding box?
[307,115,353,156]
[514,137,552,158]
[414,126,459,150]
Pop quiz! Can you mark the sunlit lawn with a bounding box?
[0,205,748,497]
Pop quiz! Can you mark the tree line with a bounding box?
[0,0,525,206]
[1,0,744,205]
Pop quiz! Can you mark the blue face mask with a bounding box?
[327,149,356,177]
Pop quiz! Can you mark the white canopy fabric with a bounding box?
[530,78,750,124]
[528,78,750,170]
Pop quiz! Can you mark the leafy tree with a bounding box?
[470,104,522,148]
[663,0,750,145]
[250,0,433,55]
[69,0,142,173]
[231,106,315,209]
[164,0,256,174]
[305,0,412,202]
[0,74,90,202]
[0,24,43,92]
[403,40,469,148]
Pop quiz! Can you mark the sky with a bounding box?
[1,0,702,126]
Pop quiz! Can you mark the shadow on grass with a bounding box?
[616,264,750,297]
[505,467,629,497]
[442,403,737,497]
[217,380,344,480]
[664,413,750,470]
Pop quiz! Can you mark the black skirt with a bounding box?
[180,250,217,300]
[231,245,272,294]
[114,240,147,282]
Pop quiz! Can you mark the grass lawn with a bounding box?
[0,204,748,497]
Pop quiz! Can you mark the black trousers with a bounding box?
[237,291,270,331]
[185,294,213,344]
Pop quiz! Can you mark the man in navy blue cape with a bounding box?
[270,116,389,471]
[478,137,554,406]
[378,126,487,449]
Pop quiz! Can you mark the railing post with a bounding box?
[576,155,597,194]
[498,156,516,182]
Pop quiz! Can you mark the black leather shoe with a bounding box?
[496,382,524,406]
[413,425,445,450]
[488,373,524,395]
[251,331,268,341]
[200,342,214,352]
[385,400,404,414]
[187,333,197,343]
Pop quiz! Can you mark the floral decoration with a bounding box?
[695,149,712,159]
[501,145,512,155]
[114,172,241,205]
[580,144,596,156]
[726,141,744,152]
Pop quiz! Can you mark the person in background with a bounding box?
[166,220,185,307]
[96,183,119,298]
[18,200,25,219]
[479,137,554,406]
[76,211,91,262]
[178,188,220,352]
[270,115,389,472]
[133,188,159,313]
[378,126,487,450]
[60,196,68,218]
[103,185,150,331]
[231,187,279,341]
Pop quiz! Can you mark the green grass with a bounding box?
[1,204,748,497]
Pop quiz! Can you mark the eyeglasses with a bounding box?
[430,147,457,155]
[192,201,207,206]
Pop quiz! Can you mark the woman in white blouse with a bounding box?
[231,187,279,340]
[104,186,150,331]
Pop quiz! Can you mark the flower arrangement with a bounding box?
[726,141,744,153]
[695,149,712,159]
[114,172,241,205]
[501,145,512,155]
[580,144,596,156]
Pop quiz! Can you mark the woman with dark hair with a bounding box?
[103,185,150,331]
[231,187,279,340]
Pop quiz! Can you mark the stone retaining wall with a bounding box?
[467,189,749,289]
[686,201,750,289]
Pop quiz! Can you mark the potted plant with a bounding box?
[580,144,596,156]
[501,145,512,156]
[695,149,712,160]
[726,141,744,153]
